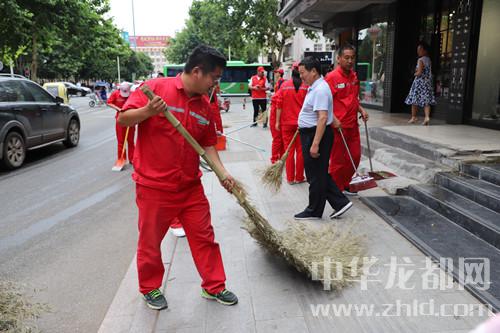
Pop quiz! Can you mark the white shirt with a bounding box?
[298,77,333,128]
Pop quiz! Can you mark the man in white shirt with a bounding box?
[295,56,352,220]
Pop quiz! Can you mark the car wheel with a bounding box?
[89,100,96,107]
[63,118,80,148]
[1,132,26,169]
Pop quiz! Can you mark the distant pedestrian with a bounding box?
[405,41,435,126]
[157,71,165,78]
[249,66,269,128]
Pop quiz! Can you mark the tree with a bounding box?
[165,0,316,68]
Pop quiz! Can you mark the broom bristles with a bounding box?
[260,151,290,192]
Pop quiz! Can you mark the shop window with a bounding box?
[472,0,500,125]
[314,43,323,52]
[435,1,455,99]
[357,22,388,107]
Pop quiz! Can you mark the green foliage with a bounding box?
[165,0,300,67]
[0,0,152,82]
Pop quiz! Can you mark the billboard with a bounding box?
[129,36,170,48]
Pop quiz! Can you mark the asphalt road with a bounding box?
[0,96,138,332]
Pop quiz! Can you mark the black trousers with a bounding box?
[299,126,349,216]
[252,99,267,125]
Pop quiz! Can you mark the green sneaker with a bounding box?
[143,289,168,310]
[201,288,238,305]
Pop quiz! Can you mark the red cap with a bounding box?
[273,68,284,74]
[257,66,265,72]
[292,61,300,70]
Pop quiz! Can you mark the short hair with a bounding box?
[338,43,356,56]
[184,45,227,74]
[417,40,430,52]
[299,56,321,74]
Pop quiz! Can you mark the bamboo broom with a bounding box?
[140,85,365,288]
[260,129,299,192]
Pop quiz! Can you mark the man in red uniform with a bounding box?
[325,44,369,195]
[107,82,135,163]
[118,45,238,310]
[269,68,285,163]
[249,66,269,128]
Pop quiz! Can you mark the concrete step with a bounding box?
[359,135,447,183]
[361,195,500,311]
[462,163,500,187]
[364,127,457,164]
[408,184,500,249]
[435,173,500,214]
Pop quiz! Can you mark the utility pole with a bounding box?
[117,56,121,83]
[131,0,137,51]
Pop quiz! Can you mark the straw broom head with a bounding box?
[259,158,286,193]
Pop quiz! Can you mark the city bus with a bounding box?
[164,60,272,96]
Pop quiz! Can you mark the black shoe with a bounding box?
[263,124,268,128]
[201,288,238,305]
[294,210,321,220]
[343,188,358,196]
[330,201,353,219]
[250,123,257,127]
[143,289,168,310]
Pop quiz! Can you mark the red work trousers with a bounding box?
[116,123,135,161]
[281,125,304,183]
[135,184,226,294]
[269,104,284,163]
[329,126,361,191]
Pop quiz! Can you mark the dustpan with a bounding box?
[338,128,377,192]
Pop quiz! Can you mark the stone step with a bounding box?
[361,195,500,311]
[365,127,457,164]
[359,135,447,183]
[408,184,500,249]
[462,163,500,187]
[435,173,500,214]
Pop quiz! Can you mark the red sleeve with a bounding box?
[121,84,149,111]
[275,87,283,109]
[325,71,338,96]
[200,102,217,147]
[107,90,118,106]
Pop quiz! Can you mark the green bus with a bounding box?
[164,60,272,96]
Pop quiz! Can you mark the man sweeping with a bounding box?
[325,44,369,195]
[269,68,285,163]
[108,82,134,169]
[118,45,238,310]
[294,56,352,220]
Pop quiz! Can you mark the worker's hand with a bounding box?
[220,172,236,193]
[310,143,320,159]
[332,117,342,129]
[146,96,167,117]
[275,121,280,131]
[360,109,369,122]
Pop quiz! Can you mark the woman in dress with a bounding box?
[405,41,436,125]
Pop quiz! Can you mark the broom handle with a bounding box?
[363,120,374,172]
[140,85,245,204]
[280,129,299,161]
[338,128,358,175]
[120,126,130,160]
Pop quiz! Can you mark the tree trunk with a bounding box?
[31,32,38,81]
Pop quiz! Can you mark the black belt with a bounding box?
[299,126,317,134]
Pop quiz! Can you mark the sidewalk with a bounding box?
[99,102,493,333]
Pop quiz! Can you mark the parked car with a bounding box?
[0,75,80,169]
[63,82,88,96]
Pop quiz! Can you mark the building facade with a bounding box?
[129,36,170,74]
[279,0,500,130]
